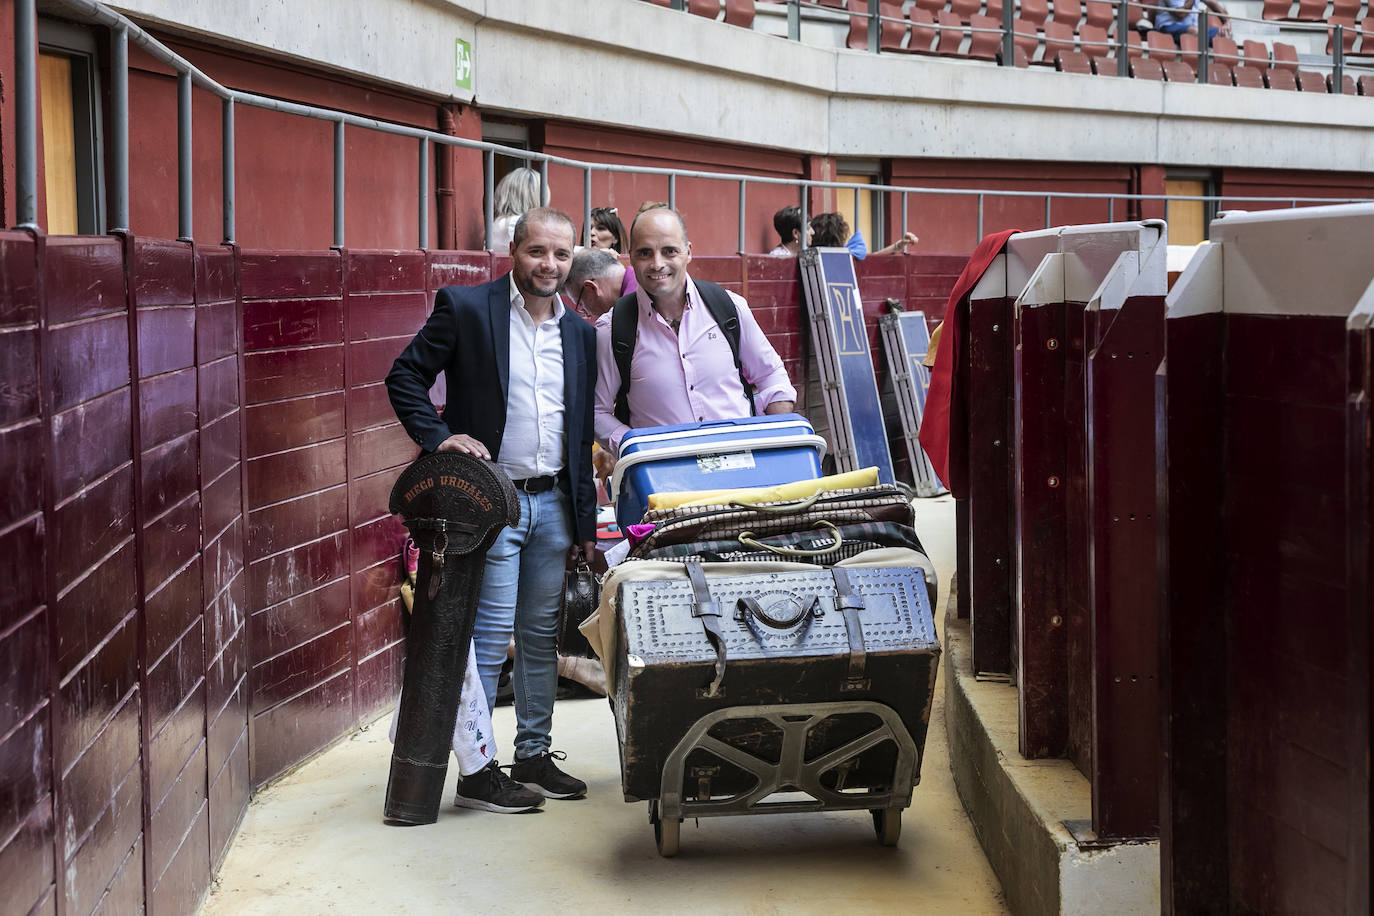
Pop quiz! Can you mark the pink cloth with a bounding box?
[620,264,639,296]
[593,278,797,453]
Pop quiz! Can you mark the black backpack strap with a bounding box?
[693,280,756,417]
[611,292,639,427]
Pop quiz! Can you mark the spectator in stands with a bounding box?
[564,247,629,323]
[809,211,919,259]
[1155,0,1229,44]
[586,206,628,253]
[594,207,797,453]
[769,205,812,256]
[489,167,547,250]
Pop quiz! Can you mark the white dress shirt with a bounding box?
[498,279,566,480]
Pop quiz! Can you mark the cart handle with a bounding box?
[736,521,843,558]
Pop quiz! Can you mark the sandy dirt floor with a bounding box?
[201,495,1008,915]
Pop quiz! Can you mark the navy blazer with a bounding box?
[386,274,598,543]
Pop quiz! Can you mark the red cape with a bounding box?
[918,229,1019,498]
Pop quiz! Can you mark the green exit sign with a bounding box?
[455,37,472,90]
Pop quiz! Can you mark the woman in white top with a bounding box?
[488,166,547,250]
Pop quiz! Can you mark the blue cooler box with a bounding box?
[611,414,827,530]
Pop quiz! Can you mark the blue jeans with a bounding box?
[470,487,571,760]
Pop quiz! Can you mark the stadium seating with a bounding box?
[968,14,1004,57]
[1327,18,1359,55]
[1232,64,1267,87]
[1057,48,1096,71]
[1040,21,1077,62]
[907,8,940,52]
[1267,68,1299,88]
[1360,74,1374,94]
[1131,56,1166,78]
[952,0,983,21]
[1078,23,1112,58]
[725,0,756,27]
[937,10,967,53]
[1296,68,1330,89]
[1084,0,1115,28]
[1053,0,1084,26]
[1328,72,1357,93]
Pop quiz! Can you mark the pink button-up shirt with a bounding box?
[594,278,796,453]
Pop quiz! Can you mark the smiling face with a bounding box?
[510,215,575,300]
[629,209,692,303]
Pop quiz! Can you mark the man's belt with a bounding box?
[511,474,557,493]
[382,452,518,826]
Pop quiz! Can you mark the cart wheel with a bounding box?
[654,813,681,857]
[871,807,901,847]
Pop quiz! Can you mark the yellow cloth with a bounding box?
[645,467,880,510]
[922,321,944,369]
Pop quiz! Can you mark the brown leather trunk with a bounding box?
[612,565,940,802]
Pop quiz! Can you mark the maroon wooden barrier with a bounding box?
[1347,299,1372,915]
[966,294,1014,675]
[1085,295,1165,838]
[1062,300,1092,776]
[1013,298,1073,758]
[1158,308,1229,913]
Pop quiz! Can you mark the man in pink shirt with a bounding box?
[594,207,797,454]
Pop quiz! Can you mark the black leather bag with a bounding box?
[558,552,600,659]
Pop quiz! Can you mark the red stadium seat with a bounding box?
[1078,23,1111,58]
[1292,0,1325,19]
[967,14,1003,57]
[1327,17,1358,54]
[1083,0,1114,28]
[907,8,940,52]
[998,44,1031,65]
[1012,17,1041,57]
[1271,42,1299,71]
[1359,74,1374,95]
[913,0,946,14]
[1327,72,1356,94]
[1211,36,1242,66]
[1147,31,1180,58]
[1161,58,1196,81]
[1207,63,1234,84]
[1053,0,1083,26]
[1020,0,1051,26]
[846,0,869,48]
[1130,56,1166,79]
[1330,0,1361,17]
[688,0,720,17]
[1241,39,1271,70]
[985,0,1004,20]
[1232,65,1267,87]
[1295,69,1328,91]
[1261,0,1293,18]
[880,0,909,49]
[951,0,983,22]
[1127,29,1145,57]
[1178,32,1199,63]
[1039,21,1076,62]
[723,0,756,28]
[937,10,967,54]
[1056,49,1095,71]
[1266,68,1298,89]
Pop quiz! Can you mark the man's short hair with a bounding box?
[773,206,802,244]
[564,248,622,296]
[512,206,576,248]
[809,211,850,248]
[637,200,670,214]
[629,206,689,247]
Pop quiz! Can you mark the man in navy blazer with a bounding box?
[387,207,597,811]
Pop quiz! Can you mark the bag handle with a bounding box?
[736,521,842,558]
[735,595,818,630]
[726,487,823,514]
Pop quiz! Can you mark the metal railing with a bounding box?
[13,0,1374,249]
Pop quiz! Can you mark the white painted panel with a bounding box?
[1165,242,1223,318]
[1018,251,1066,309]
[971,253,1008,301]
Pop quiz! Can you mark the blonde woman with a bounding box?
[488,166,547,250]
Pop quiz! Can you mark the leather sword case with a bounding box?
[612,564,940,802]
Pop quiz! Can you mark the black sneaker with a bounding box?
[510,750,587,799]
[454,761,544,813]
